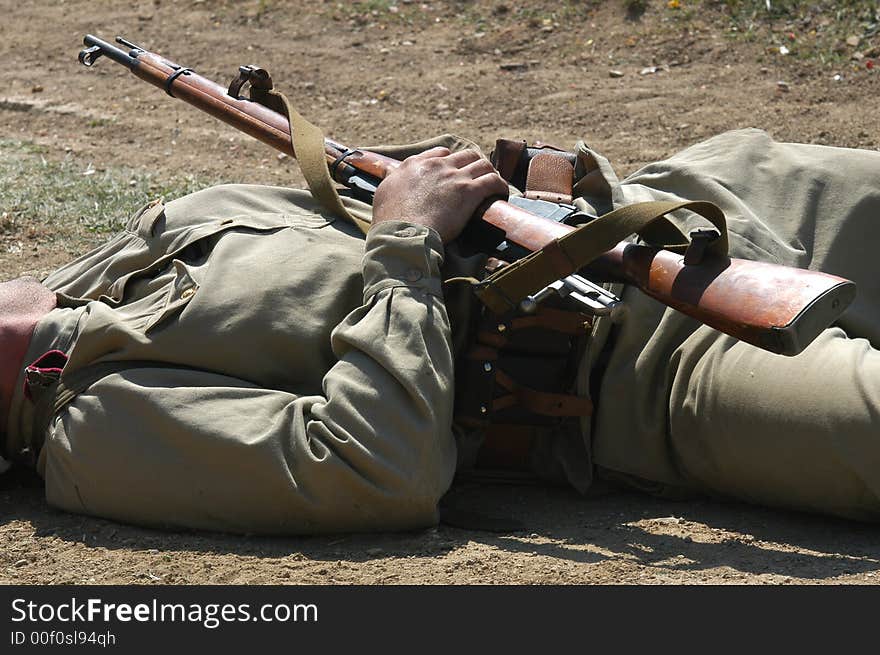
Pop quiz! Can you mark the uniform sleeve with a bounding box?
[41,221,458,535]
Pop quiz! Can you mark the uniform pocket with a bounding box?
[143,260,200,334]
[51,186,337,316]
[109,210,310,303]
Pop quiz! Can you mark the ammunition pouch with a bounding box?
[448,141,729,482]
[452,291,593,477]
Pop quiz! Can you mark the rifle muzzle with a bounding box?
[79,34,140,69]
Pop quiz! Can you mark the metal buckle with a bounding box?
[684,228,721,266]
[520,274,623,317]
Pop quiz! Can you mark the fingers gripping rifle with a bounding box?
[78,35,856,356]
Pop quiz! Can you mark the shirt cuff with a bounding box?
[362,221,445,301]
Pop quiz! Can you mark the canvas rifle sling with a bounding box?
[258,88,372,235]
[474,199,730,315]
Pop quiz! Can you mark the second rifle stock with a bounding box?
[77,34,856,356]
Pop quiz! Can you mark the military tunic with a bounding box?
[6,186,458,534]
[4,128,880,531]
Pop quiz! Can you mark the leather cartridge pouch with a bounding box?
[524,153,574,204]
[452,293,593,477]
[451,142,725,480]
[491,139,577,196]
[447,144,594,480]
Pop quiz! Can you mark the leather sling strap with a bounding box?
[474,199,729,315]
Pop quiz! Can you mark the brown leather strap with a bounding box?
[493,369,593,417]
[475,331,506,349]
[525,152,574,204]
[510,307,591,334]
[491,138,527,184]
[465,344,499,361]
[491,393,519,412]
[476,308,590,347]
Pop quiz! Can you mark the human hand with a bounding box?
[371,147,509,243]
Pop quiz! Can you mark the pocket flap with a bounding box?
[143,260,200,334]
[127,199,166,239]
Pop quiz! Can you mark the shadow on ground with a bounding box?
[4,470,878,582]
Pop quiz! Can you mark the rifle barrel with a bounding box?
[80,35,139,69]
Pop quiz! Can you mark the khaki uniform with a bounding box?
[591,129,880,521]
[5,128,880,531]
[6,187,458,534]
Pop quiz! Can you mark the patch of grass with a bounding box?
[327,0,424,28]
[457,1,603,25]
[0,140,219,237]
[87,117,115,128]
[186,0,278,23]
[695,1,879,63]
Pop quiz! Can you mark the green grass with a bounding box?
[0,140,219,237]
[675,1,879,63]
[171,0,878,64]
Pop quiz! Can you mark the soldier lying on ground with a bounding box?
[1,128,878,533]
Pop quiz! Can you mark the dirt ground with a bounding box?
[1,0,879,585]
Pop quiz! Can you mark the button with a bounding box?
[180,288,196,300]
[404,269,422,283]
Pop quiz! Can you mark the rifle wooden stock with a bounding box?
[476,204,855,354]
[584,243,855,355]
[79,35,856,355]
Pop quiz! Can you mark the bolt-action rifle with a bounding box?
[78,34,856,356]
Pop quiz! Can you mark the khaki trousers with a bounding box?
[591,129,880,520]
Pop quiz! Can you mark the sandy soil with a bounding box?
[1,0,879,585]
